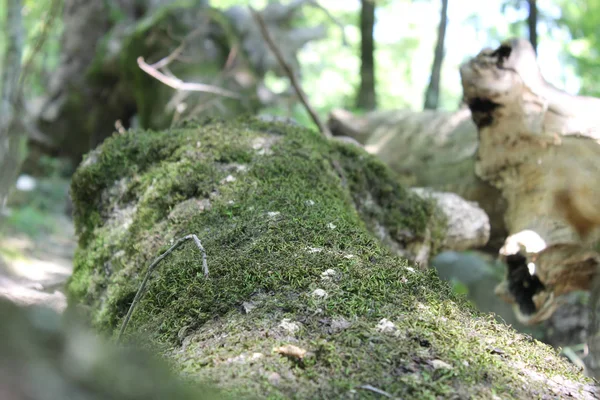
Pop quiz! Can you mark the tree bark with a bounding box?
[527,0,537,53]
[423,0,448,110]
[355,0,376,110]
[0,0,24,208]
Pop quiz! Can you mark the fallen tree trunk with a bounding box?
[68,118,596,398]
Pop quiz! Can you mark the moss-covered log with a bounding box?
[69,118,597,398]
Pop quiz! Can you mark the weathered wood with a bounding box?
[460,38,600,330]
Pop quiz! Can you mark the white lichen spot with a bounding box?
[375,318,397,334]
[221,174,236,184]
[312,288,328,299]
[279,318,301,334]
[252,136,280,156]
[242,301,256,314]
[331,318,351,331]
[321,269,337,281]
[226,354,248,364]
[307,247,323,254]
[327,222,336,230]
[305,200,315,206]
[431,359,453,370]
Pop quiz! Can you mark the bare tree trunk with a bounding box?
[527,0,537,53]
[0,0,24,208]
[355,0,376,110]
[423,0,448,110]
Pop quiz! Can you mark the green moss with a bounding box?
[69,118,592,399]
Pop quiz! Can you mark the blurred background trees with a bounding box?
[1,0,594,180]
[1,0,600,359]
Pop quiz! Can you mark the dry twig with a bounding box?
[358,384,393,398]
[137,57,241,99]
[249,7,332,138]
[307,0,348,46]
[117,234,208,343]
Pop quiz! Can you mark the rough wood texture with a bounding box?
[460,38,600,327]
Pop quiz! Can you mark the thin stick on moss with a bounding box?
[249,7,332,139]
[117,234,208,343]
[358,385,393,398]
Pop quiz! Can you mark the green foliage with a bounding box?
[558,0,600,97]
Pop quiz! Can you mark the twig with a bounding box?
[117,234,209,343]
[137,57,242,99]
[249,7,332,138]
[307,0,348,46]
[358,385,393,398]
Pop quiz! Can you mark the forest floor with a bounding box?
[0,176,75,312]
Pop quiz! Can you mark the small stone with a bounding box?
[221,174,236,184]
[267,371,281,385]
[320,269,337,281]
[279,318,301,334]
[431,359,453,370]
[375,318,397,333]
[312,289,328,299]
[331,318,351,332]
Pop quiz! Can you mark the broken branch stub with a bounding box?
[460,38,600,326]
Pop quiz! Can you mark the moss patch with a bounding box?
[69,118,595,399]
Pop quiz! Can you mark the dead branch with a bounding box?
[117,234,208,343]
[137,57,242,99]
[249,6,332,138]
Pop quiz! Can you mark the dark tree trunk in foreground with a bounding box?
[527,0,537,53]
[423,0,448,110]
[0,0,24,208]
[355,0,377,110]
